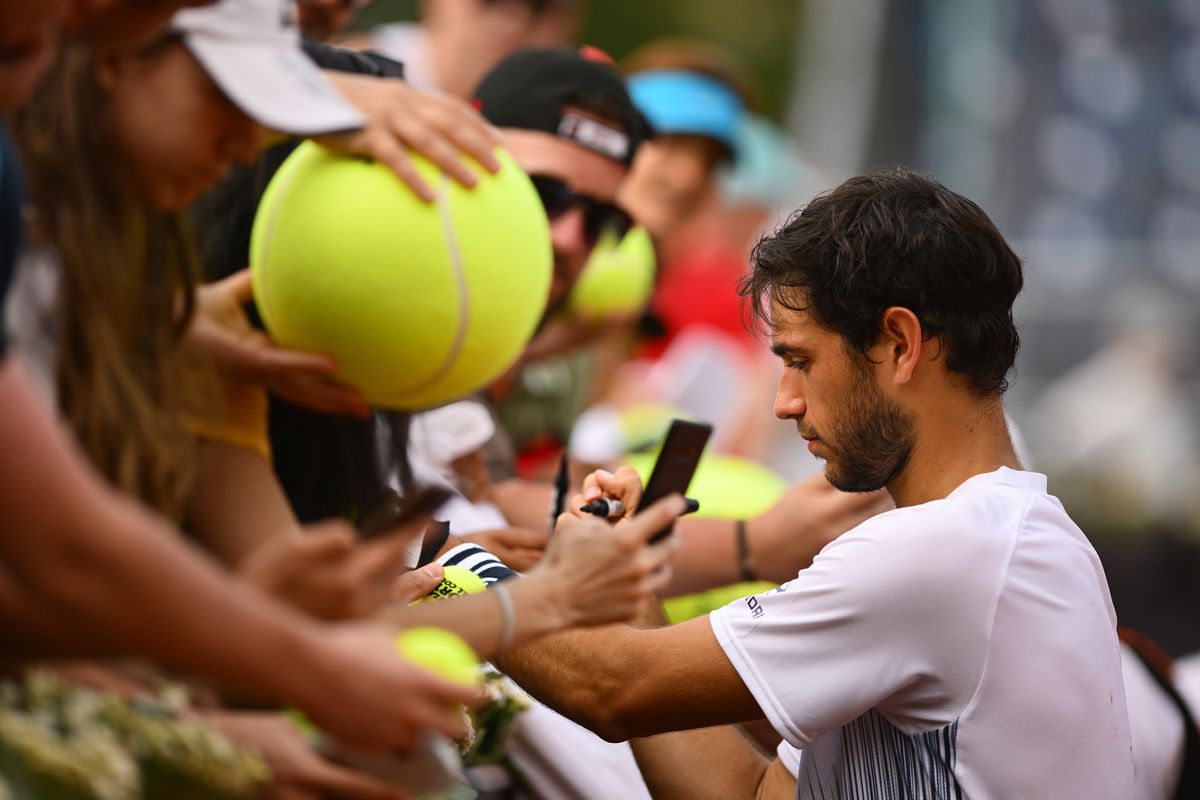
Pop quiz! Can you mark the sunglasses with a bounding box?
[529,175,634,248]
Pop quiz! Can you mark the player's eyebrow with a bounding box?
[770,341,810,359]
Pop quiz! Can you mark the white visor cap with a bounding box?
[171,0,364,136]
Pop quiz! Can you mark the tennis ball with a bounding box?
[422,565,487,602]
[394,627,482,688]
[250,142,552,410]
[570,226,656,320]
[622,452,786,520]
[617,404,693,452]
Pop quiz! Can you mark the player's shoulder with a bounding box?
[825,469,1047,582]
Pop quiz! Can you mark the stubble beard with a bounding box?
[821,361,916,493]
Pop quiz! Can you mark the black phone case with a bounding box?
[638,419,712,543]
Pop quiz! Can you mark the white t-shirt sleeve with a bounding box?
[710,506,1004,749]
[776,740,802,778]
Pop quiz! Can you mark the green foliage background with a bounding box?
[351,0,801,119]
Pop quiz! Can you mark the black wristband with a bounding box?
[735,519,756,582]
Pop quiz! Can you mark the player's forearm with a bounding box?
[499,605,764,742]
[495,624,649,740]
[665,516,744,596]
[631,725,771,800]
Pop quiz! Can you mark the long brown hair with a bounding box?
[13,39,210,519]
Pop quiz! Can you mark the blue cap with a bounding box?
[628,70,745,158]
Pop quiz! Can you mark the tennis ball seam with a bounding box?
[397,172,470,399]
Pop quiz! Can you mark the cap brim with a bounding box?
[186,36,364,136]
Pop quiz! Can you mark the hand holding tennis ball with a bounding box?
[293,624,478,751]
[284,626,480,753]
[250,143,552,411]
[394,627,482,689]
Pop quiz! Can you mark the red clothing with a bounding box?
[643,240,759,360]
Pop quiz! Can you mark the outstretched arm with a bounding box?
[386,498,684,658]
[0,357,317,680]
[0,357,475,750]
[0,566,116,658]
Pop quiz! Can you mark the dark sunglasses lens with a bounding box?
[531,175,634,246]
[531,176,574,219]
[584,203,634,246]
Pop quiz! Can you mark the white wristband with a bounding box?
[492,582,515,654]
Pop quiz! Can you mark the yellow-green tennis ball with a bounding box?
[250,142,552,410]
[423,565,487,602]
[570,226,656,320]
[622,452,786,520]
[617,404,692,451]
[394,627,482,688]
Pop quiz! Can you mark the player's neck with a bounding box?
[886,396,1020,508]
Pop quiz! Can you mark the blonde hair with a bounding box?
[13,40,212,519]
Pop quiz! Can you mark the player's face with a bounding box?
[771,300,915,492]
[503,128,628,310]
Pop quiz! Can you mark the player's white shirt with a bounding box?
[1121,645,1185,800]
[710,467,1134,799]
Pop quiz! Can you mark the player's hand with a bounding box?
[750,474,893,582]
[186,270,369,417]
[458,527,547,571]
[299,622,479,751]
[529,495,684,627]
[318,73,503,202]
[206,711,406,800]
[570,466,644,522]
[240,519,423,620]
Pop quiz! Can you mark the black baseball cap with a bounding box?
[473,47,652,167]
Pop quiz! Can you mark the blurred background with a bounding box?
[351,0,1200,653]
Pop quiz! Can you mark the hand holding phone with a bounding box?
[359,486,454,540]
[636,419,712,543]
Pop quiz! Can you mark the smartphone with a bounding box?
[359,485,455,539]
[638,419,712,543]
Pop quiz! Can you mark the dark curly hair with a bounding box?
[741,167,1023,395]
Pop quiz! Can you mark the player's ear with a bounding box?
[877,307,923,386]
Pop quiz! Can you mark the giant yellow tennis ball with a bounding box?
[570,226,656,320]
[250,142,552,410]
[394,627,482,688]
[420,565,486,603]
